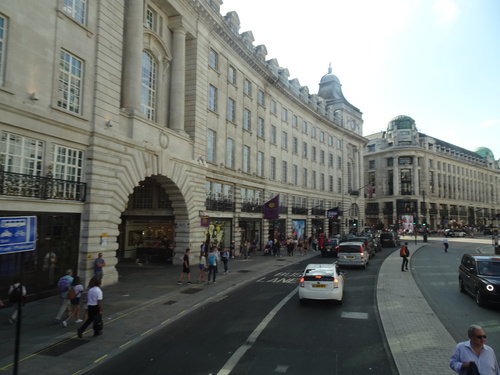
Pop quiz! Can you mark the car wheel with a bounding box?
[459,278,465,293]
[475,290,487,307]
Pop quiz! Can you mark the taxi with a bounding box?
[459,254,500,307]
[298,263,345,304]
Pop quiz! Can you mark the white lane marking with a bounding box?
[216,288,297,375]
[341,311,369,320]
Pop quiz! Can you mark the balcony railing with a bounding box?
[429,209,438,214]
[366,208,380,215]
[205,197,235,212]
[279,206,288,214]
[292,206,308,215]
[311,207,326,215]
[241,201,262,213]
[0,170,86,201]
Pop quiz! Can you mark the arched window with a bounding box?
[141,51,157,121]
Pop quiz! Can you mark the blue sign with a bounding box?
[0,216,37,254]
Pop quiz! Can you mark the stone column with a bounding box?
[169,20,187,133]
[122,0,143,113]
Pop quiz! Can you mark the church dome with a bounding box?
[320,66,340,85]
[474,147,495,159]
[388,115,415,131]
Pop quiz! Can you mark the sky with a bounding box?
[220,0,500,159]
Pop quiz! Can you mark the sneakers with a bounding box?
[75,319,83,323]
[62,321,67,328]
[77,331,83,339]
[177,281,182,285]
[187,281,192,284]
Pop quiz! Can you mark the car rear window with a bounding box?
[339,245,361,253]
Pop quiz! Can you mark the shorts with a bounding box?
[71,297,81,306]
[183,267,190,274]
[199,264,205,270]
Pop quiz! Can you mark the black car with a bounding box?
[459,254,500,307]
[379,232,399,248]
[320,238,339,257]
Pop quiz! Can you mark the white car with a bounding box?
[298,263,345,304]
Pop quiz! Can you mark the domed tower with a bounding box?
[318,64,344,101]
[474,147,495,160]
[386,115,418,146]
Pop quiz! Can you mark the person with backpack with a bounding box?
[8,280,26,325]
[62,276,84,327]
[54,269,74,323]
[400,242,410,272]
[207,247,218,285]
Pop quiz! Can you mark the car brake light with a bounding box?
[299,277,305,287]
[333,277,338,288]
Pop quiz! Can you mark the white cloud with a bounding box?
[433,0,458,24]
[479,119,500,128]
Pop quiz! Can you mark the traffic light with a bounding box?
[353,220,358,227]
[422,222,427,227]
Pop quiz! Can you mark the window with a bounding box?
[303,168,308,187]
[270,125,277,144]
[54,145,83,181]
[0,15,7,86]
[336,139,343,149]
[320,150,325,164]
[209,48,218,70]
[328,135,333,146]
[207,130,216,163]
[228,65,236,84]
[244,79,252,96]
[270,156,276,180]
[208,85,218,112]
[271,99,277,114]
[243,109,251,130]
[281,108,288,122]
[145,6,156,31]
[337,156,342,169]
[312,171,317,189]
[302,142,307,158]
[256,118,265,138]
[226,138,235,168]
[329,175,334,192]
[293,164,298,185]
[319,131,325,143]
[243,145,250,173]
[369,160,375,169]
[302,121,308,133]
[58,50,83,115]
[292,115,298,128]
[281,131,288,149]
[258,90,265,106]
[387,158,393,167]
[257,151,264,177]
[1,132,44,175]
[140,51,157,120]
[338,177,342,193]
[328,153,333,167]
[63,0,86,25]
[312,127,316,138]
[282,161,288,183]
[312,146,316,161]
[227,98,235,122]
[292,137,298,153]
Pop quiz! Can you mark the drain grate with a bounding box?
[38,339,89,357]
[237,270,251,273]
[164,300,177,305]
[180,288,203,294]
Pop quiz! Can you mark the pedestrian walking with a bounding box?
[450,324,500,375]
[7,280,26,325]
[55,269,74,323]
[207,247,218,284]
[62,276,84,327]
[177,248,191,284]
[443,237,449,252]
[400,242,410,272]
[222,247,230,274]
[93,252,106,281]
[79,277,97,323]
[302,237,309,255]
[77,278,103,338]
[230,241,236,258]
[197,252,207,283]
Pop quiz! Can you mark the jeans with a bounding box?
[208,265,217,282]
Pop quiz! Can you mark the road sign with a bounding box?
[0,216,37,255]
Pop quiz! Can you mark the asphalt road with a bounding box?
[412,237,500,351]
[86,251,398,375]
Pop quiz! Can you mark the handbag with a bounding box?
[466,362,480,375]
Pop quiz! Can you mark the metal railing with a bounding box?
[0,170,87,201]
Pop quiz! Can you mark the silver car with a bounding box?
[337,241,369,269]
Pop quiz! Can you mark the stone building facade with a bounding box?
[0,0,365,298]
[364,115,500,232]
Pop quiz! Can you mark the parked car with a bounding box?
[320,238,339,257]
[298,263,345,304]
[458,254,500,307]
[379,232,399,248]
[337,241,369,269]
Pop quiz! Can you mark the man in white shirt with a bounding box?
[77,278,103,338]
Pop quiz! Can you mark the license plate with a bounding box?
[346,255,354,259]
[313,284,326,288]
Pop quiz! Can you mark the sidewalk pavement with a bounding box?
[0,245,457,375]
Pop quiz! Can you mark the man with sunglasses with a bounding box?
[450,324,500,374]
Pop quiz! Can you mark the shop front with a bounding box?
[268,219,286,242]
[239,219,262,250]
[203,218,233,250]
[291,219,306,240]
